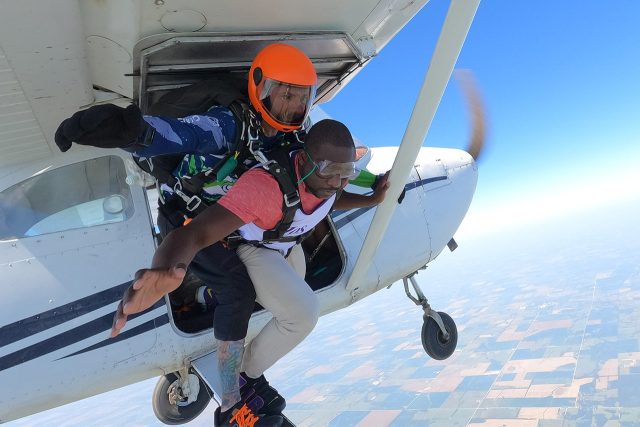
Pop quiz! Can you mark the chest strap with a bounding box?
[261,158,300,241]
[162,148,303,245]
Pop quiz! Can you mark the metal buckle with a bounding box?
[248,123,260,143]
[185,195,202,212]
[224,233,244,249]
[292,130,304,144]
[283,192,300,208]
[261,159,280,171]
[173,185,202,212]
[246,115,270,166]
[253,150,270,166]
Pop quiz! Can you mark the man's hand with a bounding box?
[110,204,245,338]
[55,103,147,152]
[110,265,186,337]
[373,170,407,204]
[370,171,391,205]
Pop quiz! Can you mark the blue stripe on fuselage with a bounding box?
[0,176,445,370]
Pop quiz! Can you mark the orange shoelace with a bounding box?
[229,404,259,427]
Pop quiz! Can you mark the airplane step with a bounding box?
[191,351,224,399]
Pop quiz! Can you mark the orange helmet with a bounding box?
[248,44,317,133]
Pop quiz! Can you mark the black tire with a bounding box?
[152,372,212,425]
[421,312,457,360]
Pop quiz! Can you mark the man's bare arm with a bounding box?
[333,191,379,210]
[111,204,244,337]
[152,203,245,270]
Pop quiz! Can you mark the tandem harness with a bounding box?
[151,108,309,248]
[132,76,310,247]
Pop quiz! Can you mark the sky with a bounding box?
[7,1,640,425]
[323,0,640,235]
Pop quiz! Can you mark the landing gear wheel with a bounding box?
[421,312,457,360]
[152,372,212,425]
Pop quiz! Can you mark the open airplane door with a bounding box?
[346,0,481,296]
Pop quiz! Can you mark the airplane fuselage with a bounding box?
[0,145,476,422]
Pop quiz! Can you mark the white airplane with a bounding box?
[0,0,483,424]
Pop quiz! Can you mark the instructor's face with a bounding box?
[268,85,309,125]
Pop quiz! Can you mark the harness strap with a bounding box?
[223,228,313,250]
[159,119,306,246]
[262,159,300,241]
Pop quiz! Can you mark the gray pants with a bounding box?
[237,244,319,378]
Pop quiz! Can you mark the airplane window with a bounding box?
[0,156,134,240]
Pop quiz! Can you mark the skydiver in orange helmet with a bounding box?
[57,43,388,426]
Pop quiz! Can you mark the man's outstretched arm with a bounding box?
[111,204,245,337]
[54,104,236,157]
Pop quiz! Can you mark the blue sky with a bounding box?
[324,0,640,225]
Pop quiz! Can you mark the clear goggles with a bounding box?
[304,149,358,180]
[259,79,316,126]
[314,159,358,180]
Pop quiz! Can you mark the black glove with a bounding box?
[372,173,406,204]
[54,104,148,152]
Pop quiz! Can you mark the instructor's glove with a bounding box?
[54,104,148,152]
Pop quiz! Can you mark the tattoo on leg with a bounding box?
[217,339,245,412]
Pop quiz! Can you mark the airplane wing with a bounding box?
[0,1,94,170]
[0,0,434,171]
[345,0,481,295]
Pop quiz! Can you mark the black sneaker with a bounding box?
[214,401,283,427]
[239,373,286,415]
